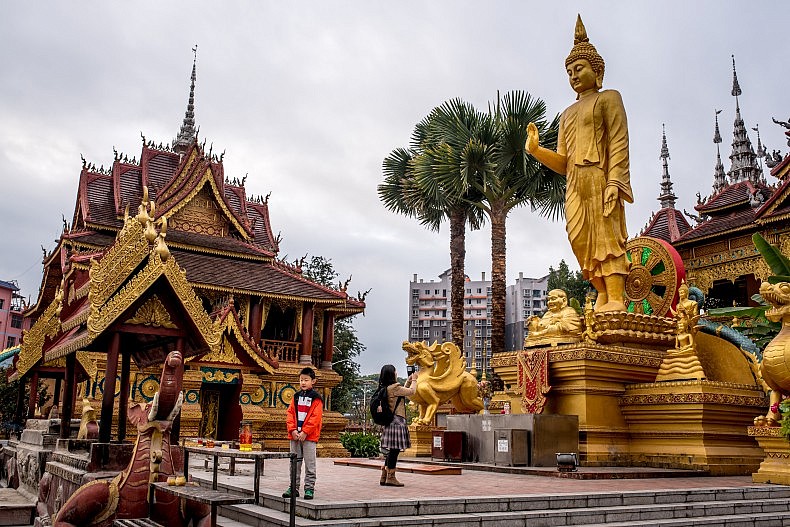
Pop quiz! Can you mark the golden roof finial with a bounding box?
[573,14,589,44]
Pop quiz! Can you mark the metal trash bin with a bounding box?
[493,428,529,466]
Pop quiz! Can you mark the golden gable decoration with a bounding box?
[125,295,178,329]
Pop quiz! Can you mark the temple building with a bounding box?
[12,54,364,455]
[646,57,789,308]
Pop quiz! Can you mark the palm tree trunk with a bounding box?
[490,205,507,356]
[449,208,466,351]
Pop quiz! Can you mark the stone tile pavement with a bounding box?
[186,454,777,503]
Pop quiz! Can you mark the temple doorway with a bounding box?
[198,382,242,441]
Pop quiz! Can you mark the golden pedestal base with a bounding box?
[491,337,768,474]
[404,425,440,457]
[749,426,790,485]
[622,380,766,475]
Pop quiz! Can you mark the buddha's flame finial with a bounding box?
[574,14,589,45]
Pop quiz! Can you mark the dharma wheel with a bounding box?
[624,236,686,317]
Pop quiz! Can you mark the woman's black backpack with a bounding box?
[369,386,403,426]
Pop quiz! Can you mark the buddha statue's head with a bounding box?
[565,15,605,93]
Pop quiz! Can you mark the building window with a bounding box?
[423,329,430,338]
[412,309,418,317]
[465,340,471,348]
[11,315,22,329]
[411,329,418,338]
[6,336,15,348]
[475,320,482,326]
[475,340,482,348]
[434,289,439,295]
[533,289,541,297]
[474,329,481,337]
[523,309,529,318]
[466,288,471,294]
[476,310,482,316]
[466,330,472,337]
[411,321,419,327]
[475,350,481,359]
[476,288,482,294]
[0,299,4,309]
[442,289,447,297]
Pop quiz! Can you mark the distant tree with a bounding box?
[547,259,590,309]
[302,255,364,414]
[0,368,50,437]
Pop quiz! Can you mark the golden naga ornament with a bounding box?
[526,14,632,312]
[402,341,483,426]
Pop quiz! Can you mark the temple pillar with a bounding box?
[299,302,315,365]
[60,354,76,439]
[171,339,184,445]
[27,371,39,418]
[54,377,62,406]
[249,297,263,344]
[100,332,120,444]
[320,312,335,369]
[117,349,131,442]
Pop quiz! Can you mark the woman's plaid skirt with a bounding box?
[380,415,411,451]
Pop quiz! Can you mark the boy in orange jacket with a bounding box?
[282,367,323,500]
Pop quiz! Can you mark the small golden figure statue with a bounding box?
[526,15,632,312]
[656,283,705,381]
[525,289,582,347]
[77,399,99,440]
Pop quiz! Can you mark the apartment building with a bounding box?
[408,271,548,368]
[0,280,28,350]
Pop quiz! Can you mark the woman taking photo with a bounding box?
[377,364,417,487]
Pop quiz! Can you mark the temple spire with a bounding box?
[173,46,198,155]
[712,110,727,193]
[658,125,677,209]
[726,55,762,185]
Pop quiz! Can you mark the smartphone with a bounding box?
[406,365,415,376]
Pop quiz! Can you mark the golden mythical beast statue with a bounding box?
[756,281,790,426]
[402,341,483,426]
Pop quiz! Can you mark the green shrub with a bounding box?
[339,431,380,458]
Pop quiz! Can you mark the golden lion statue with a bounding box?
[756,281,790,426]
[402,340,483,426]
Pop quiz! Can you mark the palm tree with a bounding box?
[431,91,563,356]
[379,110,483,349]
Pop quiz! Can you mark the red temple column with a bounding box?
[100,332,120,443]
[117,349,131,442]
[60,354,76,439]
[249,297,262,344]
[320,312,335,370]
[299,302,315,365]
[171,339,184,445]
[27,371,39,418]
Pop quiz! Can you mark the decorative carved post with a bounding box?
[299,302,315,365]
[171,339,184,445]
[60,354,76,439]
[249,297,263,344]
[321,312,335,369]
[117,349,131,442]
[53,377,62,407]
[27,371,39,418]
[100,332,120,443]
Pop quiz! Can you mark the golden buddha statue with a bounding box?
[526,15,632,312]
[525,289,582,347]
[656,284,704,381]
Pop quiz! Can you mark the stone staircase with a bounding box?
[212,485,790,526]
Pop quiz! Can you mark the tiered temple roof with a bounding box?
[639,126,692,243]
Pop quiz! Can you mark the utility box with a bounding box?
[442,431,466,461]
[431,429,446,460]
[494,428,529,466]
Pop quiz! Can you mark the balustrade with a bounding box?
[260,339,301,363]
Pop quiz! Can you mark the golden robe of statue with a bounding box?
[526,15,633,312]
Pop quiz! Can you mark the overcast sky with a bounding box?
[1,2,788,375]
